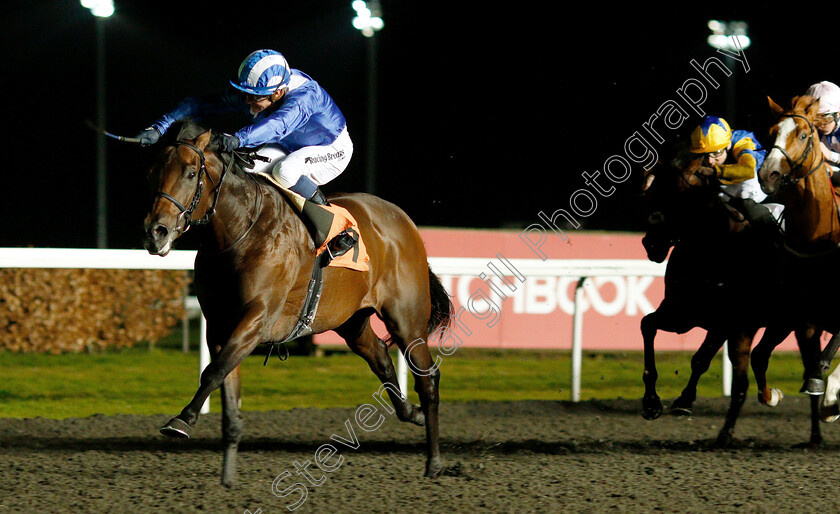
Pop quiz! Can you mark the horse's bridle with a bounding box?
[154,140,265,253]
[771,112,840,256]
[771,113,826,188]
[155,141,226,234]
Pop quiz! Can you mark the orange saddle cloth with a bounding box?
[317,203,370,272]
[254,171,370,272]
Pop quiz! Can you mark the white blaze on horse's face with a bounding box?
[759,117,797,195]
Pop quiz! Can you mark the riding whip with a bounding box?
[84,120,143,144]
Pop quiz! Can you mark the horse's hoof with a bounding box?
[410,406,426,427]
[820,402,840,423]
[399,404,425,426]
[715,431,734,449]
[669,397,693,416]
[160,417,192,439]
[758,388,784,407]
[642,397,663,420]
[800,378,825,396]
[424,458,443,478]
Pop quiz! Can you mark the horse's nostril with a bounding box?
[153,224,169,241]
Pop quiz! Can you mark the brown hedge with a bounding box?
[0,269,189,353]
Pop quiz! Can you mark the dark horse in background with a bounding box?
[143,121,453,486]
[640,142,825,447]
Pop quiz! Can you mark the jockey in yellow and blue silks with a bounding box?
[689,116,782,238]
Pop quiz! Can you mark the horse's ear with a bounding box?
[806,97,821,120]
[767,96,784,117]
[195,130,212,151]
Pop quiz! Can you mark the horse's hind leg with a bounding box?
[381,306,442,478]
[335,311,424,425]
[221,365,243,487]
[751,326,788,407]
[671,330,726,416]
[716,331,753,447]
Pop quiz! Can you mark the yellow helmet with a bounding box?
[690,116,732,153]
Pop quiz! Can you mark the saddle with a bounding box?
[254,171,370,272]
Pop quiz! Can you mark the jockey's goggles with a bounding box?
[245,92,273,102]
[816,112,838,125]
[705,148,726,159]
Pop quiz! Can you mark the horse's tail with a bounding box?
[427,265,453,335]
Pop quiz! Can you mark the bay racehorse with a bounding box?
[640,143,825,446]
[143,120,453,486]
[759,94,840,421]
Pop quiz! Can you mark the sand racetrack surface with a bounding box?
[2,396,840,513]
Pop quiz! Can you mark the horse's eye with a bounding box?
[800,132,808,141]
[188,171,197,179]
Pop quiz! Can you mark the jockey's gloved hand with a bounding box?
[136,127,161,147]
[697,166,717,177]
[217,133,241,153]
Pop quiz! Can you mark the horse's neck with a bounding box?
[786,167,840,247]
[202,171,300,254]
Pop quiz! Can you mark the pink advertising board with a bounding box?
[314,227,800,352]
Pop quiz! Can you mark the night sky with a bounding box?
[0,3,824,249]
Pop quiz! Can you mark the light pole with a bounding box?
[351,0,384,196]
[707,20,750,125]
[81,0,114,248]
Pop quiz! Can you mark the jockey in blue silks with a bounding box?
[689,115,783,238]
[137,49,356,255]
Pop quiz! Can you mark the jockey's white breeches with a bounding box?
[248,127,353,189]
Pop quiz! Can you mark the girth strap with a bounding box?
[263,252,327,365]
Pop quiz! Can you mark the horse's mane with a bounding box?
[172,119,257,176]
[175,118,211,142]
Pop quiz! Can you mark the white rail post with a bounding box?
[397,352,408,398]
[722,340,732,396]
[199,314,210,414]
[571,276,588,402]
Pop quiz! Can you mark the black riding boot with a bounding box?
[302,189,358,258]
[739,198,782,245]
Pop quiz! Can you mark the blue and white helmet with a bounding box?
[229,49,291,95]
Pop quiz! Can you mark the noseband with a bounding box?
[771,114,825,188]
[155,141,226,233]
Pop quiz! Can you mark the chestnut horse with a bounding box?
[640,145,824,446]
[759,95,840,421]
[143,121,453,486]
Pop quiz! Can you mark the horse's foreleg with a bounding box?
[752,326,789,407]
[161,309,264,438]
[336,313,424,425]
[716,332,752,448]
[641,312,663,420]
[797,326,825,396]
[671,331,726,416]
[819,331,840,376]
[221,365,243,488]
[821,364,840,422]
